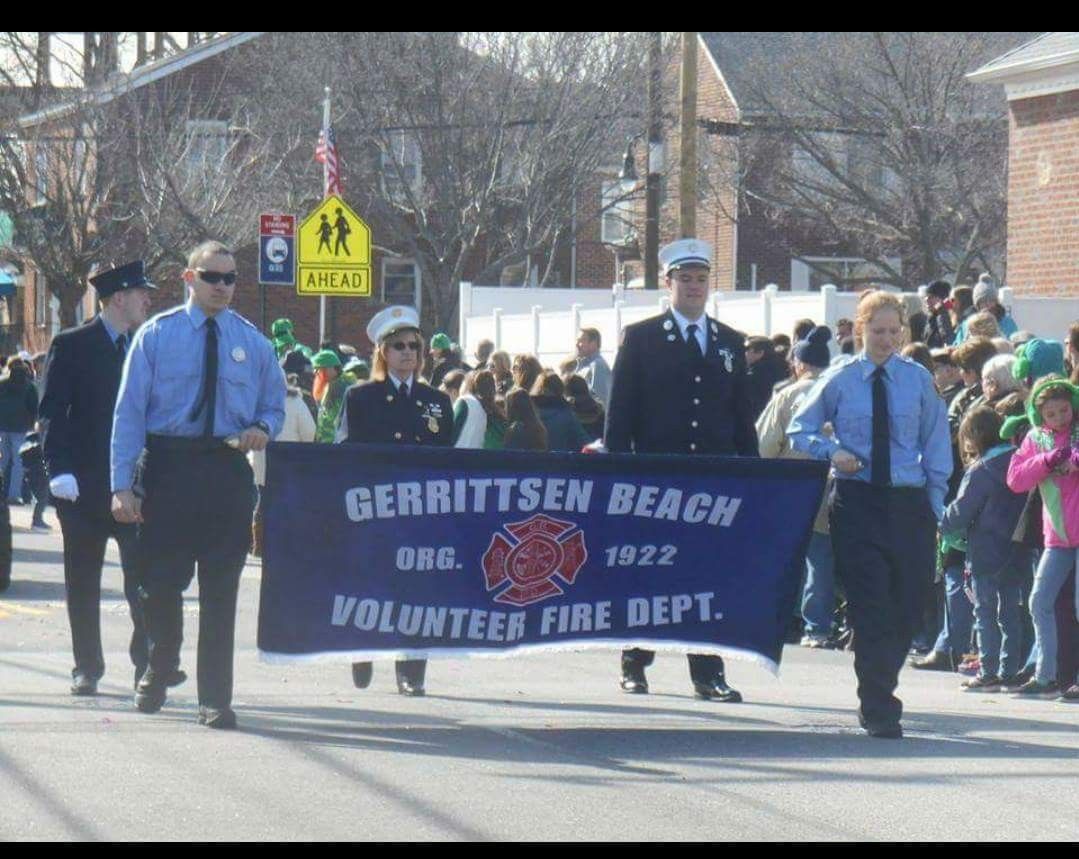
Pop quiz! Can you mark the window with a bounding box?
[791,256,902,292]
[791,132,847,188]
[184,119,229,173]
[382,259,420,310]
[381,132,422,203]
[601,180,634,246]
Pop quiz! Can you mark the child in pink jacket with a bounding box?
[1006,376,1079,698]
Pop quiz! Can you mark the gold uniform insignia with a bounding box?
[428,417,439,433]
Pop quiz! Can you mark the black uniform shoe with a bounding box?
[197,706,237,730]
[351,662,373,689]
[134,667,189,690]
[620,665,649,694]
[70,672,98,696]
[396,677,425,697]
[909,651,955,672]
[692,678,743,703]
[860,715,903,739]
[134,674,167,714]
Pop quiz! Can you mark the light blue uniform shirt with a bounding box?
[99,315,124,346]
[787,351,952,519]
[111,299,287,492]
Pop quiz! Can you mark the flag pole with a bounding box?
[319,86,331,345]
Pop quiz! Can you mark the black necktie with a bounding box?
[189,317,218,437]
[398,381,410,402]
[686,324,704,362]
[116,333,127,360]
[871,366,891,486]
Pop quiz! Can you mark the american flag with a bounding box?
[315,126,342,197]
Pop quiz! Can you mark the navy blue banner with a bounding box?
[258,445,828,672]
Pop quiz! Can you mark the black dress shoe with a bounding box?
[620,665,649,694]
[70,672,98,696]
[197,706,237,730]
[909,651,956,672]
[135,667,189,690]
[396,677,425,697]
[859,715,903,739]
[351,662,373,689]
[134,674,167,714]
[692,678,743,703]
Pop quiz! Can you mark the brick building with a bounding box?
[969,32,1079,296]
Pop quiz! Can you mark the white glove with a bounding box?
[49,473,80,501]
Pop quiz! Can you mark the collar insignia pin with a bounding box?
[232,347,246,362]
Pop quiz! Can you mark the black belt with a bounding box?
[146,434,236,454]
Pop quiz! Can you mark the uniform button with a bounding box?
[415,436,421,441]
[394,432,403,440]
[691,420,698,428]
[693,398,700,405]
[386,395,394,402]
[689,443,697,451]
[695,375,702,383]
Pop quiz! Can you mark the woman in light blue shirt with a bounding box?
[788,291,951,739]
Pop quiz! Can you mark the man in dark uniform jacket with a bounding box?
[605,239,759,703]
[39,261,184,695]
[337,305,453,696]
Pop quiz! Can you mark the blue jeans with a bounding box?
[933,563,974,657]
[802,531,835,638]
[0,432,25,502]
[1031,547,1079,684]
[970,574,1023,679]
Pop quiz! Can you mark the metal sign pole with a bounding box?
[319,86,331,345]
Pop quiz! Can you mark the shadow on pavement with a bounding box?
[12,547,67,566]
[1,578,127,602]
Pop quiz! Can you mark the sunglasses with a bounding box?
[196,269,238,285]
[389,340,422,352]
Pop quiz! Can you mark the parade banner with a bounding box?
[258,444,828,673]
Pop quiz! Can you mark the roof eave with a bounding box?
[17,31,263,130]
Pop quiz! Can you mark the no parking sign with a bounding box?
[259,213,296,286]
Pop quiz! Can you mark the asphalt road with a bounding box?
[1,506,1076,841]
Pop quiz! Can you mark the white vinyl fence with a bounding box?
[459,282,1076,371]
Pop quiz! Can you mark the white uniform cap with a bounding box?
[658,239,713,276]
[366,305,420,344]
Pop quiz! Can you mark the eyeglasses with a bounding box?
[389,341,422,352]
[196,269,238,285]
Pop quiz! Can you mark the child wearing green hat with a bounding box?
[1006,375,1079,699]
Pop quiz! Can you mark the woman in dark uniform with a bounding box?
[338,306,453,696]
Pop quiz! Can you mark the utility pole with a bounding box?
[679,32,698,239]
[644,31,663,289]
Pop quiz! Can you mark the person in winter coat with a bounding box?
[312,349,353,443]
[758,325,836,646]
[453,370,506,450]
[1006,376,1079,699]
[564,374,605,441]
[530,372,588,452]
[941,406,1030,691]
[503,388,547,451]
[0,358,39,504]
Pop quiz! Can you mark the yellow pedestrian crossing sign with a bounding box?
[296,194,371,296]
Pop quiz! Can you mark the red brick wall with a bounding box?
[1006,90,1079,296]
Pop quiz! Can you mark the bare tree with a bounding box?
[243,32,651,333]
[707,32,1031,288]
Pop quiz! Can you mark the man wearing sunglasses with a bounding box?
[336,305,453,696]
[111,240,286,729]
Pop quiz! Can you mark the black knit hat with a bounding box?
[792,325,832,368]
[927,280,951,300]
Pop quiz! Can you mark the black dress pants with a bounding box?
[830,481,936,727]
[622,649,726,684]
[138,441,255,710]
[57,499,147,680]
